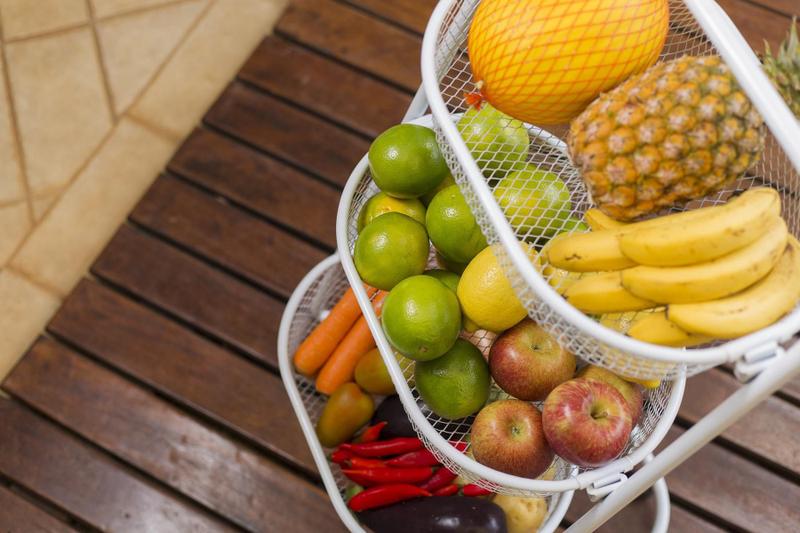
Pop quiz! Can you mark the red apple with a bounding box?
[577,365,643,423]
[542,379,633,468]
[489,318,576,401]
[470,399,554,478]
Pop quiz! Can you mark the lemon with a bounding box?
[457,245,528,332]
[357,192,426,232]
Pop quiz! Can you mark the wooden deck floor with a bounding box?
[1,1,799,531]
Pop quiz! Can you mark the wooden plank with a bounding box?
[205,82,367,188]
[341,0,437,34]
[4,338,346,533]
[0,485,73,533]
[131,175,327,299]
[566,491,725,533]
[718,0,793,52]
[745,0,798,18]
[656,426,800,531]
[276,0,421,92]
[239,36,409,138]
[48,280,316,475]
[680,369,800,477]
[93,224,283,367]
[170,128,340,248]
[0,399,233,532]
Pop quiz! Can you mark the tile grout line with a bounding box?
[0,15,36,237]
[5,265,64,299]
[86,0,118,122]
[95,0,199,24]
[125,113,183,143]
[117,0,215,118]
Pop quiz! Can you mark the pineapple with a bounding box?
[568,55,765,221]
[762,18,800,118]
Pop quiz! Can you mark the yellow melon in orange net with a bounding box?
[467,0,669,125]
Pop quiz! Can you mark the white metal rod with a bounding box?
[402,85,429,123]
[567,340,800,532]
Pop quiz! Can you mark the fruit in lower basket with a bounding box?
[569,55,766,220]
[358,496,508,533]
[371,396,417,439]
[489,318,575,401]
[382,275,462,361]
[354,213,429,290]
[491,494,548,533]
[457,245,528,332]
[355,348,396,396]
[762,18,800,118]
[369,124,448,198]
[492,164,575,240]
[426,185,488,263]
[668,237,800,339]
[471,400,553,478]
[467,0,669,125]
[357,192,426,232]
[415,339,490,420]
[576,366,644,424]
[316,383,375,448]
[542,379,633,467]
[456,103,530,178]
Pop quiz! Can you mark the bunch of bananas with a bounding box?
[544,188,800,345]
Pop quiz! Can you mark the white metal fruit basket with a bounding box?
[421,0,800,381]
[278,254,574,532]
[336,119,686,498]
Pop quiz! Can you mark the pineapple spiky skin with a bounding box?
[569,55,766,221]
[762,18,800,118]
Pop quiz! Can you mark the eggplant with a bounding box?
[358,496,507,533]
[371,395,416,439]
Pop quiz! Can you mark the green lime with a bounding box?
[426,185,487,264]
[415,339,490,420]
[354,213,429,290]
[382,275,461,361]
[457,103,530,179]
[493,164,572,241]
[423,269,460,293]
[421,173,456,206]
[369,124,448,198]
[436,252,467,274]
[357,192,426,232]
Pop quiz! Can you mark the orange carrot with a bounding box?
[294,285,377,376]
[316,291,388,394]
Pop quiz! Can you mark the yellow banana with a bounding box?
[585,208,626,230]
[621,375,662,390]
[547,230,637,272]
[537,239,581,294]
[619,188,780,266]
[668,237,800,339]
[627,310,713,347]
[621,217,788,304]
[599,308,658,334]
[566,272,655,313]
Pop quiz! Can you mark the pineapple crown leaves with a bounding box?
[763,17,800,117]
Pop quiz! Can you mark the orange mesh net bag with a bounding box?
[467,0,669,125]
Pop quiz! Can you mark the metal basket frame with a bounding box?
[420,0,800,381]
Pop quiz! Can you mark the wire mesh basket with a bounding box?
[278,254,574,531]
[335,124,686,496]
[421,0,800,381]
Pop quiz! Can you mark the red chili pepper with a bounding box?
[385,449,439,468]
[348,457,386,469]
[348,437,423,457]
[449,441,468,453]
[433,484,459,497]
[342,467,433,487]
[330,448,352,464]
[462,483,492,497]
[354,422,387,444]
[348,484,431,512]
[419,467,458,492]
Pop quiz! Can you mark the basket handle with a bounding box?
[684,0,800,175]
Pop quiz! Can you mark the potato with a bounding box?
[492,494,548,533]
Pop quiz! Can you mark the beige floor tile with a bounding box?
[5,28,113,197]
[0,201,30,265]
[98,0,206,114]
[0,269,60,381]
[0,53,24,204]
[130,0,287,138]
[11,118,175,296]
[0,0,88,40]
[31,192,60,221]
[91,0,177,19]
